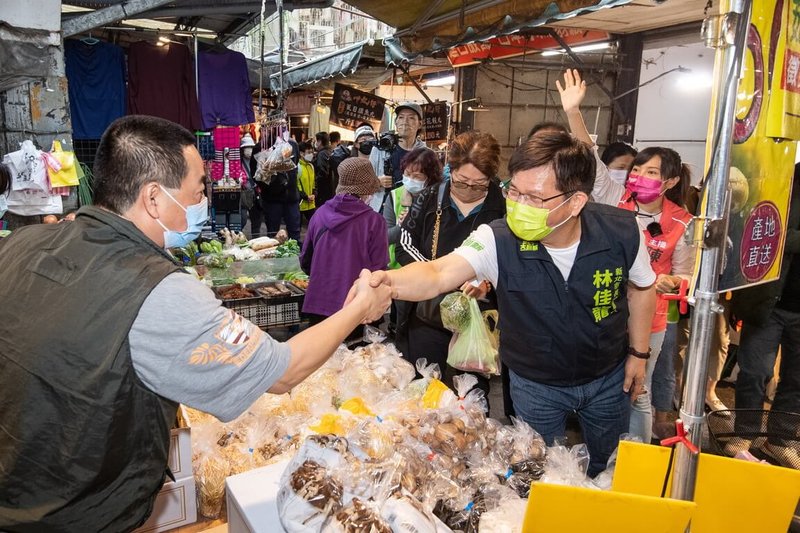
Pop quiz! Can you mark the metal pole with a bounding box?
[671,0,751,506]
[258,0,266,114]
[194,30,200,149]
[193,30,200,107]
[277,0,286,111]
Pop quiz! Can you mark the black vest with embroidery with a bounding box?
[0,206,182,532]
[491,202,641,385]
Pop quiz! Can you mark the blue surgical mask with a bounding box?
[402,175,426,195]
[156,185,208,249]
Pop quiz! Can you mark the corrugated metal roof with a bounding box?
[62,1,333,42]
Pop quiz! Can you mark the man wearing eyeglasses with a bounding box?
[361,132,657,476]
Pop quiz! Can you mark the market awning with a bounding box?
[269,40,366,93]
[342,0,631,57]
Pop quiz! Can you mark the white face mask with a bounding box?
[303,153,314,162]
[0,194,7,219]
[608,168,628,185]
[242,147,253,159]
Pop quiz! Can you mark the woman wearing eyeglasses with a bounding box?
[558,68,694,443]
[395,131,506,400]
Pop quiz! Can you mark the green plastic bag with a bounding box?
[445,296,500,375]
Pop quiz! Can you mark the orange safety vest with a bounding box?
[618,192,692,332]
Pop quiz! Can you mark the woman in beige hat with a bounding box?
[300,158,390,336]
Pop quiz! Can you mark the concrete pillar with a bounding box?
[0,0,77,229]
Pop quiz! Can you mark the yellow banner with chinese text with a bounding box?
[699,0,796,292]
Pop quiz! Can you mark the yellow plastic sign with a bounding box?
[523,482,695,533]
[613,441,800,533]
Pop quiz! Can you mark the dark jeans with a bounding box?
[509,360,630,477]
[265,202,301,241]
[735,307,800,444]
[248,205,266,238]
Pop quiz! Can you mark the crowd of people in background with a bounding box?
[265,71,798,469]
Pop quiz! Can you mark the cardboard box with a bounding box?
[134,476,197,533]
[168,425,192,480]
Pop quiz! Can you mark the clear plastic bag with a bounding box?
[540,441,597,489]
[256,139,296,179]
[277,435,351,532]
[191,424,232,519]
[446,297,500,375]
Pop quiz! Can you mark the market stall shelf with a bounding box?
[213,281,305,329]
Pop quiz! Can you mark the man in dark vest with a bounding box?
[363,132,657,476]
[0,115,391,532]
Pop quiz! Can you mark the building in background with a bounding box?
[229,1,392,64]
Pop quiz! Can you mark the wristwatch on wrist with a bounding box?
[627,346,651,360]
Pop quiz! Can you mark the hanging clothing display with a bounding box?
[210,126,245,182]
[127,41,201,131]
[308,104,330,138]
[64,40,126,140]
[197,49,254,130]
[197,134,215,161]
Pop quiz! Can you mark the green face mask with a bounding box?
[505,197,572,242]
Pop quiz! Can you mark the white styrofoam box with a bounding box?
[134,476,197,533]
[226,460,290,533]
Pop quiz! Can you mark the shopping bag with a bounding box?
[5,141,48,191]
[6,188,63,216]
[444,296,500,375]
[46,140,79,187]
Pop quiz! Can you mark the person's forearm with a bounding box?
[387,261,455,301]
[565,109,594,146]
[272,298,369,393]
[627,284,656,353]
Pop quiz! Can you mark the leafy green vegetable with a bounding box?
[280,270,309,281]
[275,239,300,258]
[440,292,472,333]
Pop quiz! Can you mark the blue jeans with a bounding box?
[651,322,678,412]
[509,360,631,477]
[735,307,800,443]
[628,330,667,443]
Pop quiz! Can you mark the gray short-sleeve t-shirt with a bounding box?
[128,273,291,422]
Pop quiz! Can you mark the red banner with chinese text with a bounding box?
[447,29,610,68]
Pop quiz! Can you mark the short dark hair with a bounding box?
[509,132,596,195]
[400,147,443,187]
[447,131,501,181]
[298,141,313,152]
[601,142,637,167]
[632,146,691,206]
[528,121,568,139]
[329,131,341,144]
[93,116,197,214]
[315,132,330,146]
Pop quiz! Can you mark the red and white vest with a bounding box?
[619,193,692,332]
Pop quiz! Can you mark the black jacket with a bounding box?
[0,207,181,532]
[396,180,506,265]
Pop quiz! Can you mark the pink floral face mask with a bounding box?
[625,173,663,204]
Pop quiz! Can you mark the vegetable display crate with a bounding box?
[213,282,305,329]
